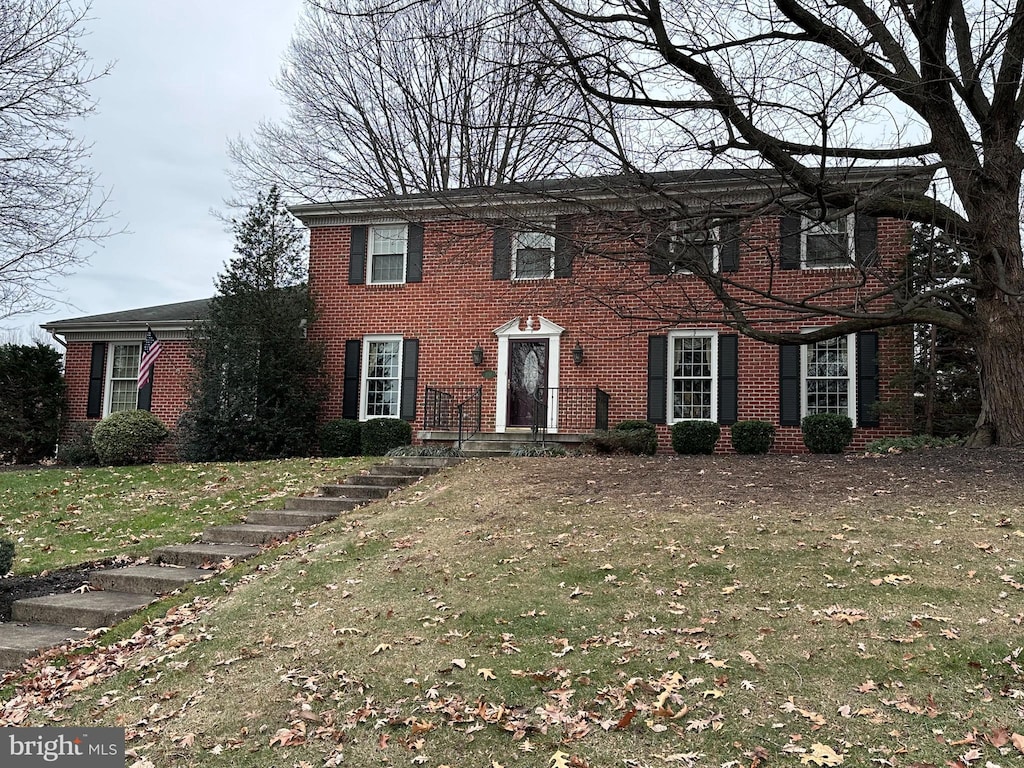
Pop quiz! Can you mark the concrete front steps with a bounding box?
[0,456,462,671]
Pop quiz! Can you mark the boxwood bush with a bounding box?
[801,413,854,454]
[361,418,412,456]
[0,537,14,575]
[56,422,99,465]
[671,420,721,455]
[319,419,362,457]
[91,410,170,465]
[587,420,659,455]
[730,420,776,455]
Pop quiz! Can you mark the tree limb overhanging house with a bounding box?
[43,168,929,455]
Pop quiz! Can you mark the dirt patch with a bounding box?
[0,559,122,622]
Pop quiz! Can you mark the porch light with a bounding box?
[472,343,485,366]
[572,341,585,366]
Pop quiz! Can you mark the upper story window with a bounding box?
[802,213,855,268]
[803,334,856,421]
[668,330,719,423]
[668,225,719,274]
[512,230,554,280]
[105,342,140,415]
[369,224,408,284]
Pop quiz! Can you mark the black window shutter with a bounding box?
[780,215,801,270]
[719,222,740,272]
[400,338,419,421]
[349,225,367,285]
[407,223,424,283]
[137,377,152,412]
[554,215,574,278]
[855,215,879,267]
[718,334,739,424]
[492,227,511,280]
[857,331,880,426]
[343,339,361,419]
[779,344,802,426]
[648,223,671,275]
[647,335,668,424]
[86,342,106,418]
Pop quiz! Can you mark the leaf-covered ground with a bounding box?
[2,450,1023,768]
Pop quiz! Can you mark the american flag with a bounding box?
[138,327,162,389]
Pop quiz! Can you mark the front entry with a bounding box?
[507,339,549,427]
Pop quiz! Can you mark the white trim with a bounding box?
[103,341,141,416]
[359,334,403,420]
[493,316,564,433]
[800,213,855,269]
[367,223,408,285]
[800,332,857,424]
[666,329,719,424]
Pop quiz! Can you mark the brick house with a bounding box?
[44,169,920,455]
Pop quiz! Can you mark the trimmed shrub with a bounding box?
[801,413,854,454]
[361,418,412,456]
[56,422,99,465]
[510,444,567,457]
[613,419,658,455]
[730,420,776,455]
[91,410,170,465]
[319,419,362,457]
[0,537,14,575]
[671,420,721,455]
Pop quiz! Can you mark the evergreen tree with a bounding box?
[0,342,66,463]
[183,187,323,460]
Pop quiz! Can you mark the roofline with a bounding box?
[288,166,933,227]
[40,319,197,334]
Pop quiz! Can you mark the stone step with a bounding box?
[245,508,339,527]
[285,496,363,513]
[90,565,212,595]
[151,542,260,569]
[12,591,155,629]
[202,523,304,546]
[0,623,88,670]
[343,473,414,488]
[319,483,391,499]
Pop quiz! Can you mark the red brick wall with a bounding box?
[63,339,194,461]
[309,215,913,454]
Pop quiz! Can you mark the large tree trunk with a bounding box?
[970,295,1024,446]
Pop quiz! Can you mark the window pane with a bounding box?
[365,340,401,418]
[371,253,405,282]
[514,231,553,279]
[671,336,713,420]
[805,217,849,267]
[672,229,716,273]
[805,337,850,415]
[109,380,138,412]
[111,345,140,379]
[370,225,406,282]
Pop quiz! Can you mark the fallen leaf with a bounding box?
[800,742,844,766]
[477,668,495,680]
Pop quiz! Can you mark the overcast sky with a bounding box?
[6,0,305,341]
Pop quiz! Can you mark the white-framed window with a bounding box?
[668,330,718,423]
[802,213,855,268]
[105,342,141,415]
[802,333,856,421]
[512,230,554,280]
[669,224,719,274]
[368,224,408,284]
[361,335,403,419]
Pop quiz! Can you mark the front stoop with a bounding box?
[12,592,155,629]
[0,624,89,669]
[0,457,466,672]
[90,565,212,595]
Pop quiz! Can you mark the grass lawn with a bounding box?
[0,457,372,574]
[1,450,1023,768]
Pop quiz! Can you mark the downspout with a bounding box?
[47,330,67,349]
